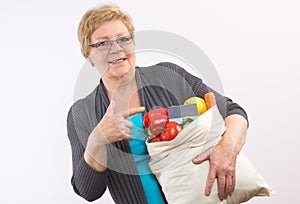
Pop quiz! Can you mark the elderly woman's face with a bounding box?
[88,19,136,80]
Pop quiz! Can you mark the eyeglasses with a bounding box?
[90,33,133,50]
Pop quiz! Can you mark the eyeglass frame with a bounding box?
[89,33,134,50]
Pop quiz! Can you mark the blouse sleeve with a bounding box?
[156,62,249,126]
[66,104,107,202]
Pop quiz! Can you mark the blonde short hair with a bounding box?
[78,4,135,58]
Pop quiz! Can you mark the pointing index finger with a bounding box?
[122,106,145,118]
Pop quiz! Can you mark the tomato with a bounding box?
[160,121,182,141]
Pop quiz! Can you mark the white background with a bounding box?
[1,0,299,203]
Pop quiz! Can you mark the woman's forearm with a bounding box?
[84,126,108,172]
[220,114,248,155]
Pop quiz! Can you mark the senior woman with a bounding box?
[67,4,248,204]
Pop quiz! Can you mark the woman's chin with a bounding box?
[111,67,135,80]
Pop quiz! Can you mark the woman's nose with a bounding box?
[109,40,123,53]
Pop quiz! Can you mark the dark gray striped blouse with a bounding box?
[67,62,248,203]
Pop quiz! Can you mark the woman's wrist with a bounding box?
[84,127,108,172]
[84,150,107,172]
[221,114,248,155]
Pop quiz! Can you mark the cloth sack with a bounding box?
[146,105,273,204]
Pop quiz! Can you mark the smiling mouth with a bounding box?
[108,58,127,65]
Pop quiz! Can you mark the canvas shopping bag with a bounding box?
[146,105,273,204]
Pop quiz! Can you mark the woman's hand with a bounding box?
[95,100,145,144]
[84,100,145,171]
[192,144,237,200]
[192,114,248,200]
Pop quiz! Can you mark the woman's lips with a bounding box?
[109,58,127,65]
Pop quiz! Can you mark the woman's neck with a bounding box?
[103,70,136,99]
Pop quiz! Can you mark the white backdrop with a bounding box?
[1,0,299,203]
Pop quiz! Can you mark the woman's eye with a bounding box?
[118,37,130,42]
[98,41,109,47]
